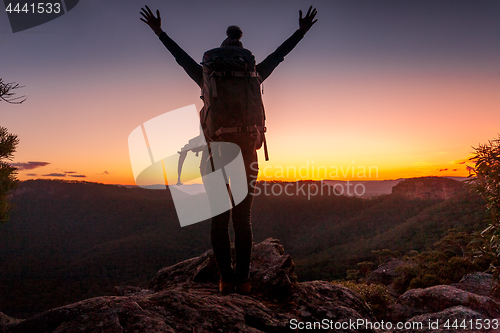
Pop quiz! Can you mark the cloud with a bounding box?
[102,171,109,175]
[42,173,66,177]
[438,168,448,172]
[26,173,37,176]
[452,157,474,165]
[11,161,49,170]
[39,170,86,178]
[453,169,458,171]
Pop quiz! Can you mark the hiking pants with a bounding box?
[201,134,258,283]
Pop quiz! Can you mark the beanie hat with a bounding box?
[220,25,243,47]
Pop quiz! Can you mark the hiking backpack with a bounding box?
[200,46,268,160]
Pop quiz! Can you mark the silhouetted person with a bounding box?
[141,5,317,294]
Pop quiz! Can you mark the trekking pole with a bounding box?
[263,135,269,161]
[206,141,236,208]
[206,141,216,173]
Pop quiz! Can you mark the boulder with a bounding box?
[405,306,486,333]
[150,238,297,300]
[0,312,22,332]
[389,285,500,322]
[451,272,494,298]
[367,258,405,286]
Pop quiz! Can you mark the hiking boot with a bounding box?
[219,278,235,294]
[236,281,251,295]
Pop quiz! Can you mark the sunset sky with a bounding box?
[2,0,499,185]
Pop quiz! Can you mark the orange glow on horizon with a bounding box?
[16,157,474,185]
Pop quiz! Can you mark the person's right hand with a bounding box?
[299,6,318,34]
[140,5,163,36]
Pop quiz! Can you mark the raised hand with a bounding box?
[140,5,163,36]
[299,6,318,33]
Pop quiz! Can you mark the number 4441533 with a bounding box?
[443,318,499,330]
[5,2,61,14]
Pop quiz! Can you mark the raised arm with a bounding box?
[256,6,317,82]
[140,6,203,87]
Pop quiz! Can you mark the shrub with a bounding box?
[334,280,394,320]
[467,136,500,296]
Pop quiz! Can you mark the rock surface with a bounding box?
[368,259,408,300]
[367,259,404,285]
[2,238,376,333]
[392,177,464,200]
[451,272,494,297]
[387,284,500,333]
[404,306,487,333]
[0,312,22,329]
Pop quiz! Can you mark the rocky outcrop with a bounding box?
[392,177,464,200]
[388,285,500,331]
[451,272,494,297]
[366,258,408,298]
[149,237,299,302]
[0,312,22,330]
[2,238,375,333]
[367,258,405,286]
[403,306,487,333]
[365,266,500,332]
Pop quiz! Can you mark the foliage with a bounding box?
[372,249,401,265]
[0,78,26,104]
[392,229,486,294]
[467,135,500,296]
[345,269,359,281]
[1,78,24,222]
[347,249,402,283]
[357,261,375,278]
[0,126,19,222]
[296,179,485,282]
[334,280,394,320]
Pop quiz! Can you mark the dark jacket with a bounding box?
[158,30,305,87]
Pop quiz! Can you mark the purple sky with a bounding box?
[1,0,499,183]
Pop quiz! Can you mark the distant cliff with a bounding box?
[391,177,465,200]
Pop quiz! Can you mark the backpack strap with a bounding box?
[212,70,260,78]
[214,126,266,137]
[210,70,261,98]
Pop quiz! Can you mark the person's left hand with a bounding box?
[299,6,318,33]
[140,5,163,36]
